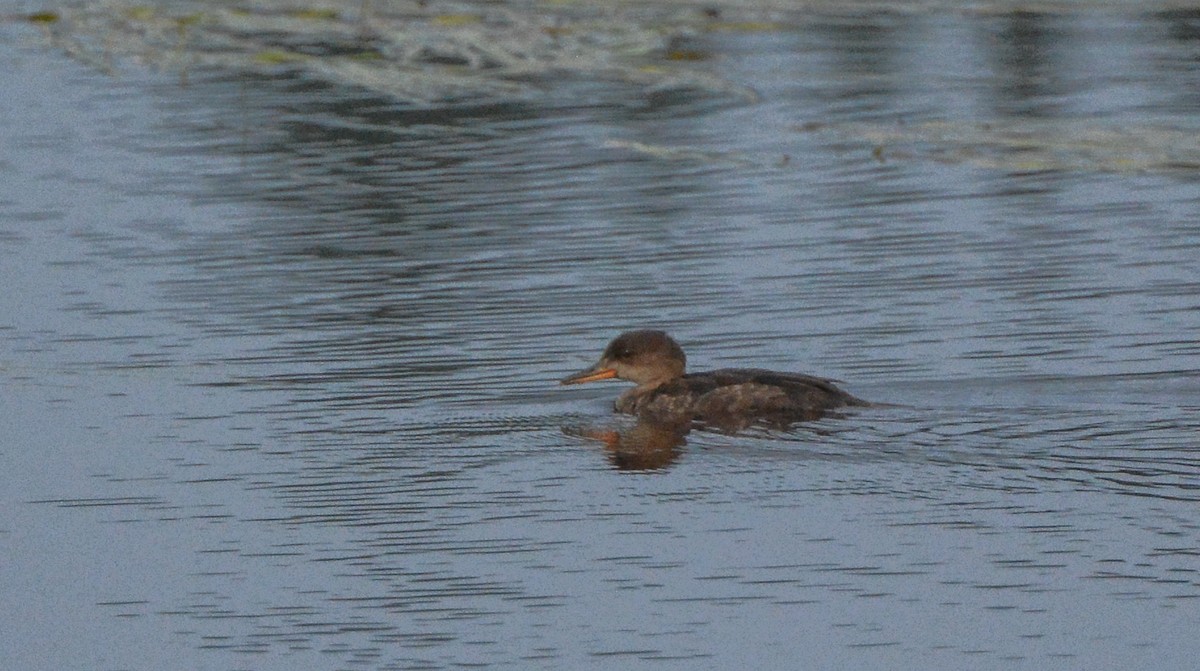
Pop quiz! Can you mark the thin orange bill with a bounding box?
[560,367,617,385]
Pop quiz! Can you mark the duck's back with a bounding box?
[620,368,865,428]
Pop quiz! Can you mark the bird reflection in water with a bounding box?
[561,330,866,471]
[562,421,689,471]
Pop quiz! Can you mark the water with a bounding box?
[3,4,1200,670]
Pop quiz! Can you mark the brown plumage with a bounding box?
[561,330,866,429]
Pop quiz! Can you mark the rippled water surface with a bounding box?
[4,4,1200,670]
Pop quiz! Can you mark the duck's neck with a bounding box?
[636,372,680,394]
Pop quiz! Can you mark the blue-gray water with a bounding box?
[3,5,1200,670]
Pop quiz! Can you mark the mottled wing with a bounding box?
[701,368,858,404]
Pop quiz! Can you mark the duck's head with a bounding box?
[560,330,686,388]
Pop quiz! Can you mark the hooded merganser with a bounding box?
[561,330,866,429]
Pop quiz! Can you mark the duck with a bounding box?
[561,330,866,429]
